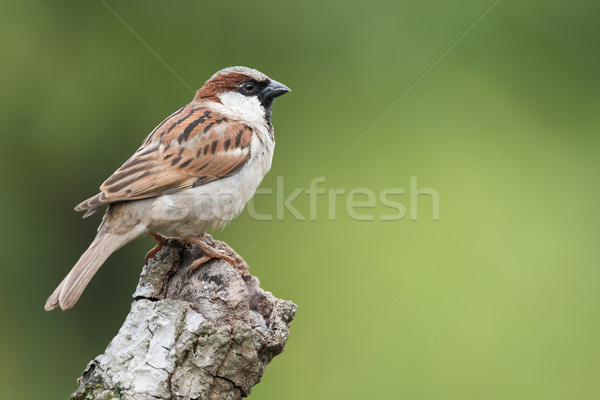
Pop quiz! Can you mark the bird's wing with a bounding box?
[75,105,253,216]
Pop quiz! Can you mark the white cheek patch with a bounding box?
[218,92,265,123]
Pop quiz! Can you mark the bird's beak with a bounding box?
[262,79,291,100]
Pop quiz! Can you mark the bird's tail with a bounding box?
[44,231,135,311]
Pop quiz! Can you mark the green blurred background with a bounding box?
[1,0,599,398]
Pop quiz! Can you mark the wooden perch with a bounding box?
[70,235,296,400]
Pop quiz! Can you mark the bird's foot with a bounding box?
[145,232,176,263]
[185,234,237,272]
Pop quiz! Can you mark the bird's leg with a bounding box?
[185,234,237,272]
[145,232,174,263]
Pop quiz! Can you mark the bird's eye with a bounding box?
[242,81,256,92]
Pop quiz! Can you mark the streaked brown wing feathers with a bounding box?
[75,105,253,214]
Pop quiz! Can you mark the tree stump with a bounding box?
[70,236,296,400]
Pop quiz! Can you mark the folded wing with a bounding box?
[76,106,253,216]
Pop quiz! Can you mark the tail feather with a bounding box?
[44,232,132,311]
[44,275,68,311]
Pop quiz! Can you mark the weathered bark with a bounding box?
[70,236,296,400]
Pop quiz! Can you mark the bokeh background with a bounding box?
[1,0,599,399]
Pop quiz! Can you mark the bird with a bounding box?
[44,66,290,311]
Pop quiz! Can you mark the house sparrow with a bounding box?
[45,66,290,311]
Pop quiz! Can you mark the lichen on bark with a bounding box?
[70,236,296,400]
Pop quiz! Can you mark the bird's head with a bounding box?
[195,66,290,124]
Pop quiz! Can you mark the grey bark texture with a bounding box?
[70,236,296,400]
